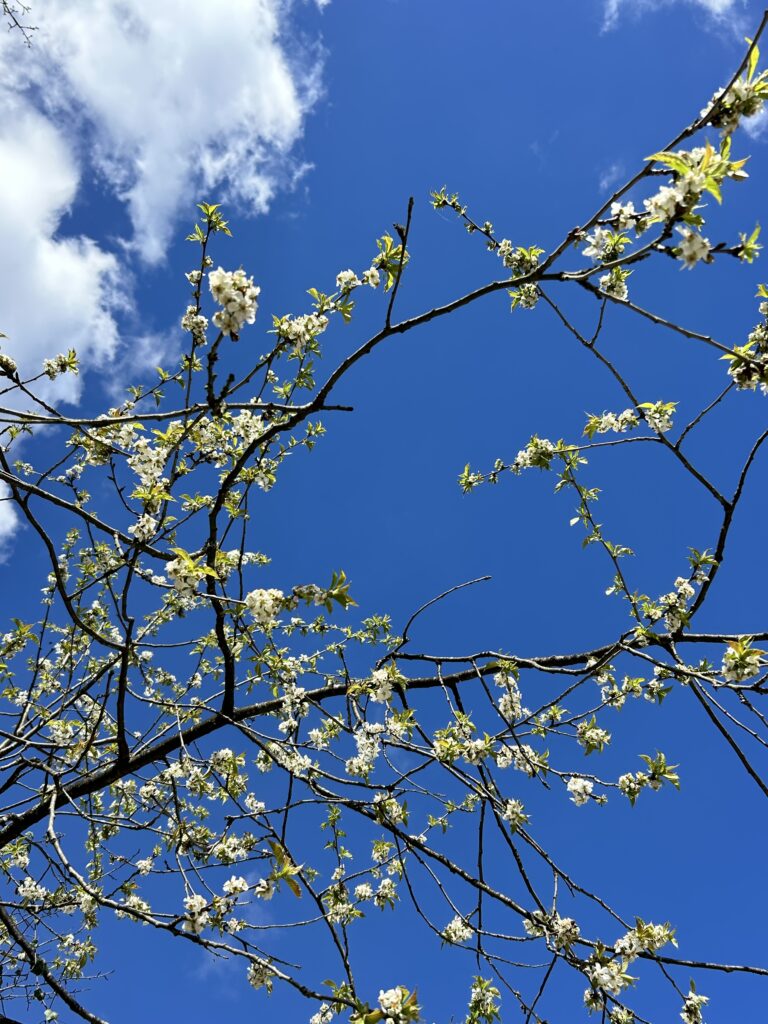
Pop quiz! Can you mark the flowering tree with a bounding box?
[1,16,768,1024]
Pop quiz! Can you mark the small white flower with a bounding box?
[336,269,361,291]
[567,776,594,806]
[582,227,612,261]
[362,266,381,288]
[183,893,209,934]
[369,668,393,703]
[644,184,684,222]
[378,988,406,1017]
[223,875,249,897]
[676,227,711,269]
[610,201,637,230]
[441,914,474,944]
[0,352,18,377]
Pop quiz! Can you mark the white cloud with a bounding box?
[599,162,626,192]
[0,94,122,400]
[3,0,323,264]
[0,483,19,561]
[603,0,745,32]
[744,105,768,139]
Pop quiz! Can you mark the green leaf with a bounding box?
[747,38,760,82]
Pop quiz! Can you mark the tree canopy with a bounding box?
[1,11,768,1024]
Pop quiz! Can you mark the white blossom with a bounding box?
[567,776,594,806]
[512,436,556,472]
[183,893,209,934]
[276,312,329,356]
[610,201,637,230]
[0,352,17,377]
[222,875,249,897]
[128,514,158,543]
[510,744,544,776]
[378,987,406,1018]
[17,877,48,903]
[245,588,284,629]
[582,227,612,261]
[644,184,684,222]
[336,269,361,291]
[441,914,474,944]
[680,987,709,1024]
[677,228,711,269]
[588,961,627,995]
[722,641,763,682]
[309,1004,334,1024]
[247,960,274,992]
[208,266,261,337]
[369,667,394,703]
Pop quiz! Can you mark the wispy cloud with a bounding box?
[603,0,746,33]
[743,106,768,139]
[599,162,626,192]
[0,484,19,559]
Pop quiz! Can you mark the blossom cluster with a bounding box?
[376,985,420,1024]
[127,437,168,489]
[680,986,709,1024]
[183,893,210,934]
[345,722,384,777]
[676,226,712,269]
[128,513,158,543]
[497,240,543,276]
[245,588,284,629]
[500,798,528,831]
[724,292,768,392]
[208,266,261,337]
[582,227,630,262]
[584,408,638,437]
[181,305,209,340]
[441,914,474,944]
[43,351,79,380]
[512,436,557,473]
[275,311,329,357]
[466,978,501,1024]
[509,282,539,310]
[524,910,580,949]
[639,400,676,434]
[702,62,768,134]
[721,637,764,682]
[576,717,611,754]
[598,266,631,300]
[644,575,696,633]
[567,776,594,806]
[166,555,203,600]
[494,667,524,721]
[497,742,548,777]
[0,350,17,377]
[336,266,380,291]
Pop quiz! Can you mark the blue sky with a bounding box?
[1,1,767,1022]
